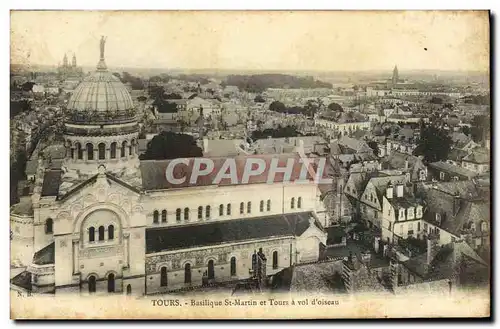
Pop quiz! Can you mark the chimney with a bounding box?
[404,160,409,170]
[396,184,404,198]
[386,182,394,199]
[203,137,209,153]
[453,193,461,216]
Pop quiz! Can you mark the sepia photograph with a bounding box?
[8,10,491,319]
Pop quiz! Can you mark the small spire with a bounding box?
[96,35,107,71]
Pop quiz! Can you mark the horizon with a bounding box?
[10,11,489,73]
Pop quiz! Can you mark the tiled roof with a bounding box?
[139,153,315,191]
[462,149,490,164]
[33,242,55,265]
[429,161,478,178]
[145,212,318,253]
[41,169,62,197]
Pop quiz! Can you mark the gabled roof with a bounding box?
[462,149,490,164]
[429,161,478,178]
[145,211,319,253]
[33,242,55,265]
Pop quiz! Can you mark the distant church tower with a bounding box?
[63,53,68,67]
[72,53,77,67]
[392,65,399,85]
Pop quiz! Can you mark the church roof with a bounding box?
[139,153,315,191]
[33,242,55,265]
[145,211,319,253]
[41,169,62,197]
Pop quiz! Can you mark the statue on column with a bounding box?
[100,36,107,59]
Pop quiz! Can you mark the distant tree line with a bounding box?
[224,74,333,93]
[251,125,302,140]
[140,131,203,160]
[113,72,144,90]
[414,124,453,163]
[268,100,321,117]
[461,94,490,106]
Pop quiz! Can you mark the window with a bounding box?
[399,225,403,235]
[408,223,413,230]
[131,139,136,155]
[153,210,159,224]
[121,141,127,158]
[230,257,236,276]
[207,260,215,280]
[272,251,278,269]
[370,194,374,202]
[267,200,271,211]
[86,143,94,160]
[417,222,421,232]
[129,140,133,155]
[439,172,445,180]
[176,208,181,222]
[219,204,224,216]
[184,208,189,221]
[88,275,96,294]
[481,222,488,232]
[110,142,117,159]
[108,225,114,240]
[107,273,115,293]
[160,267,168,287]
[297,197,302,209]
[198,206,203,220]
[184,263,191,284]
[291,197,295,209]
[206,206,211,219]
[71,148,75,159]
[470,223,476,231]
[374,211,378,219]
[161,210,167,223]
[76,143,83,160]
[227,204,231,215]
[247,202,251,214]
[98,143,105,160]
[45,218,53,234]
[98,226,105,241]
[89,227,95,242]
[260,200,264,212]
[240,202,244,214]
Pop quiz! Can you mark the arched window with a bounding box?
[45,218,53,234]
[219,204,224,216]
[86,143,94,160]
[98,226,105,241]
[176,208,181,222]
[205,206,211,219]
[98,143,106,160]
[110,142,117,159]
[88,275,96,293]
[227,204,231,215]
[126,284,132,295]
[260,200,264,212]
[230,257,237,276]
[207,260,215,280]
[108,225,114,240]
[297,197,302,209]
[161,210,167,223]
[240,202,244,214]
[184,263,191,284]
[247,201,251,214]
[76,142,83,160]
[107,273,115,293]
[89,227,95,242]
[272,251,278,269]
[153,210,159,224]
[121,141,127,158]
[291,197,295,209]
[70,147,75,159]
[160,267,168,287]
[129,139,134,155]
[267,200,271,211]
[198,206,203,220]
[184,207,189,221]
[131,139,137,155]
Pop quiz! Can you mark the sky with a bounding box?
[10,10,490,72]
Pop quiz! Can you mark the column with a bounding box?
[72,238,80,274]
[123,232,130,268]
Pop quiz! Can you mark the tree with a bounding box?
[269,101,286,113]
[21,82,35,92]
[414,125,452,163]
[328,102,343,112]
[367,141,380,156]
[460,125,471,136]
[140,132,203,160]
[470,115,490,143]
[254,95,265,103]
[137,96,147,102]
[429,96,443,105]
[164,93,182,100]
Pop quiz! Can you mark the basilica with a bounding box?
[10,37,327,296]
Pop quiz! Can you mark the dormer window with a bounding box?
[470,222,476,232]
[481,222,488,232]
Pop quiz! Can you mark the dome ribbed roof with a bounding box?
[67,71,134,112]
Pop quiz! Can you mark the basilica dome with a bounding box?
[67,70,134,113]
